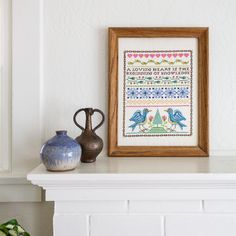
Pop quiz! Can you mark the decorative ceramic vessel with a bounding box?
[73,108,105,163]
[40,130,81,171]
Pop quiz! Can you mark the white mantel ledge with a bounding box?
[27,157,236,201]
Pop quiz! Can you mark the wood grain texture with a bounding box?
[108,27,209,157]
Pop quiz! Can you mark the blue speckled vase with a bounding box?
[40,130,81,171]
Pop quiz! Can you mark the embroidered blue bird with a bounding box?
[129,108,151,131]
[165,108,187,130]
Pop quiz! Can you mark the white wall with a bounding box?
[1,1,236,236]
[43,0,236,155]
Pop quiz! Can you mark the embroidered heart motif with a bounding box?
[173,54,177,58]
[127,54,132,58]
[150,54,155,58]
[167,54,172,58]
[161,54,166,58]
[133,54,138,58]
[144,54,149,58]
[184,53,189,57]
[156,54,160,57]
[179,53,183,57]
[139,54,143,58]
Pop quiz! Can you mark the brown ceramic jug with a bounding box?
[73,108,105,163]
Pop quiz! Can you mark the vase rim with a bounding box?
[56,130,67,135]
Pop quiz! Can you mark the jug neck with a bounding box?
[84,108,93,131]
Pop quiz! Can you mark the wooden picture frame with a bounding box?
[108,27,208,157]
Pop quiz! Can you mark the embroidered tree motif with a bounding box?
[153,109,162,127]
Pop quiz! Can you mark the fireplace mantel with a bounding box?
[28,157,236,236]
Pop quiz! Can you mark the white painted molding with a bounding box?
[28,158,236,236]
[0,0,12,171]
[0,0,43,202]
[1,0,44,174]
[28,158,236,201]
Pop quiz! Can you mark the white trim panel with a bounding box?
[0,0,12,171]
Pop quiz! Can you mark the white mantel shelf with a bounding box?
[28,157,236,236]
[27,157,236,201]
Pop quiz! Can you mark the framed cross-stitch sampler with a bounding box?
[108,27,208,157]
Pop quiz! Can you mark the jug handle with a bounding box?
[92,109,105,132]
[73,108,86,131]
